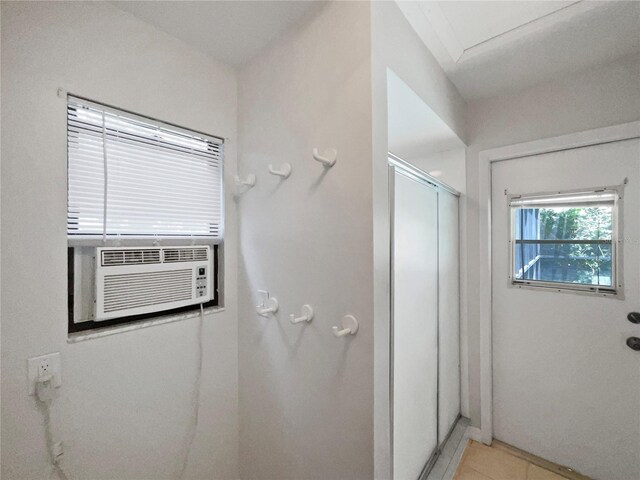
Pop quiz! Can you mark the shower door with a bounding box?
[391,165,439,480]
[437,188,460,446]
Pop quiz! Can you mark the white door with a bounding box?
[392,168,439,480]
[491,138,640,480]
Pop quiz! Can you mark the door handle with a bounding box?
[627,312,640,324]
[627,337,640,351]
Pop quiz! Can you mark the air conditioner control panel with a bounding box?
[196,266,207,297]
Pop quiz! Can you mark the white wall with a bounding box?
[408,148,466,195]
[237,2,374,479]
[464,52,640,427]
[370,2,468,478]
[1,2,239,479]
[387,69,465,163]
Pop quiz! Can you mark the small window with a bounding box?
[509,189,620,294]
[67,96,224,332]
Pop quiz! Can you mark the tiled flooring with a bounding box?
[453,441,568,480]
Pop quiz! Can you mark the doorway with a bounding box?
[490,137,640,479]
[390,157,461,480]
[386,68,466,480]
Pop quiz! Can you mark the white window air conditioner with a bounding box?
[95,246,213,321]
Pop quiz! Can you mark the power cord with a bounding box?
[35,304,205,480]
[35,376,70,480]
[177,303,205,479]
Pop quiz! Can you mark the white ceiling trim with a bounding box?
[400,0,607,69]
[400,1,640,100]
[418,2,464,62]
[397,1,458,72]
[455,1,599,63]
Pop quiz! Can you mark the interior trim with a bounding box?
[477,120,640,446]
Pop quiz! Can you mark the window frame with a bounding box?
[66,94,225,246]
[66,95,225,333]
[507,185,624,298]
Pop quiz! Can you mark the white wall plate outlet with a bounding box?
[27,352,62,395]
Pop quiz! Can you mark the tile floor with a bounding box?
[453,441,567,480]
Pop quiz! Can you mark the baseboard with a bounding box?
[464,426,483,443]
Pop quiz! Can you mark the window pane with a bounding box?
[517,206,612,241]
[512,196,615,290]
[515,242,612,286]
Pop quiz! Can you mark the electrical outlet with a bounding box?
[27,352,62,395]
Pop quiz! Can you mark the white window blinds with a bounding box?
[67,96,224,243]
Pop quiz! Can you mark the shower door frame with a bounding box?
[388,153,461,480]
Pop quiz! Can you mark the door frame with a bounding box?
[388,153,461,479]
[477,121,640,445]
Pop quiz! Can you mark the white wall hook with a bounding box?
[290,304,314,324]
[256,297,279,316]
[312,148,337,168]
[268,163,292,179]
[235,174,256,189]
[332,314,358,337]
[256,290,279,317]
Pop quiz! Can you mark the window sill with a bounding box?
[511,281,620,299]
[67,306,225,343]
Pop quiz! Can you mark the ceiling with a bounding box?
[111,1,639,99]
[437,1,576,54]
[387,70,465,160]
[111,1,324,68]
[398,1,640,100]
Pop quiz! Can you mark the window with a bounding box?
[67,96,223,241]
[67,96,224,332]
[509,189,620,294]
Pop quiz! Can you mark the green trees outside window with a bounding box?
[515,205,613,287]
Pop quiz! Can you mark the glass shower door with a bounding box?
[391,167,439,480]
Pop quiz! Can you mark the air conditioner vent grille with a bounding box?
[102,270,192,313]
[163,248,208,263]
[102,249,161,266]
